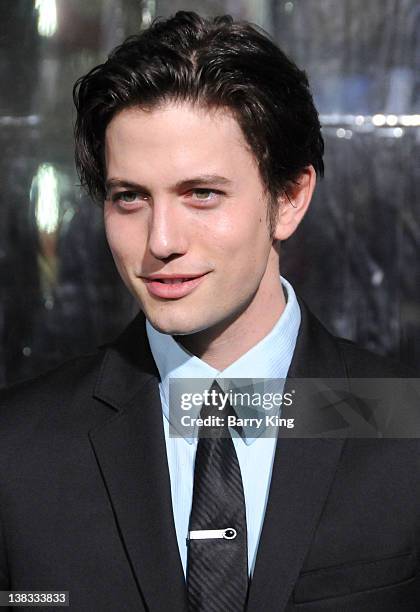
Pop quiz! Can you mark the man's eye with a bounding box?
[112,191,141,203]
[189,189,219,202]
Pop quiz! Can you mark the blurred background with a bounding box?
[1,0,419,386]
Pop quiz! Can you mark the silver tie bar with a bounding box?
[188,528,237,540]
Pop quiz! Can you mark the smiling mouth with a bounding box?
[153,278,196,284]
[143,273,208,283]
[142,273,209,298]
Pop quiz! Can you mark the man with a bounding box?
[0,10,419,612]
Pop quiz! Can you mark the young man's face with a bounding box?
[104,102,289,339]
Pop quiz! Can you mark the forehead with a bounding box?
[106,101,243,140]
[104,101,259,180]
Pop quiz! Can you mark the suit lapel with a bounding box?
[246,300,347,612]
[89,313,188,612]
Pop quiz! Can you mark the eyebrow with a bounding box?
[105,174,232,195]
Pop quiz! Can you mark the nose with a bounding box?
[148,199,188,260]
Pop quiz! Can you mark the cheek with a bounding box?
[104,215,145,262]
[203,207,270,262]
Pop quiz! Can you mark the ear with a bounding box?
[272,165,316,241]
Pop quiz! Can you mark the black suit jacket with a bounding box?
[0,300,419,611]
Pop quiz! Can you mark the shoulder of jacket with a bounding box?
[335,336,417,378]
[0,350,106,418]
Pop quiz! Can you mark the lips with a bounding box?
[152,278,195,284]
[142,273,208,299]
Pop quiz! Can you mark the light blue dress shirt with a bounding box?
[146,276,301,578]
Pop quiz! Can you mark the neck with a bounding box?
[176,273,286,371]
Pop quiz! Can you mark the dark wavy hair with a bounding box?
[73,10,324,233]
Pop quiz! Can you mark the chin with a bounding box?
[145,310,205,336]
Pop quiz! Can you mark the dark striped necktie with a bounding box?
[186,380,249,612]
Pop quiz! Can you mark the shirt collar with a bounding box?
[146,276,301,445]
